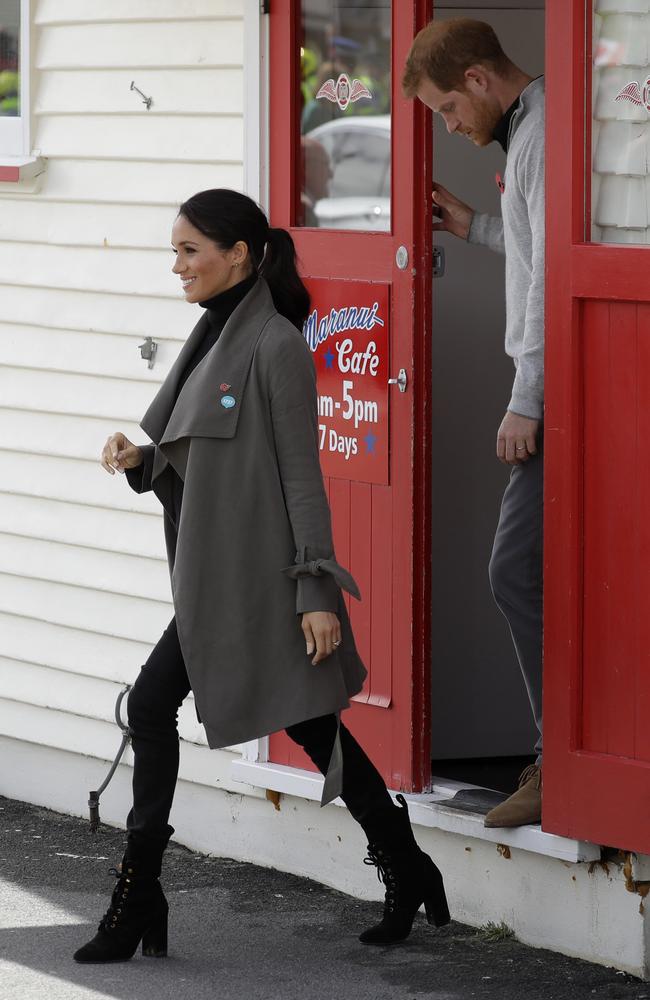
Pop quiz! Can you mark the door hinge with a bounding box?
[433,245,446,278]
[260,0,270,13]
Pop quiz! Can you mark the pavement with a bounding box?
[1,796,649,1000]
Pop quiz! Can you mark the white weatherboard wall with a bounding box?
[0,2,249,808]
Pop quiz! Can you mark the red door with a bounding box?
[268,0,433,791]
[544,0,650,850]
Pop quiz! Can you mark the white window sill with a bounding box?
[231,759,600,865]
[0,154,46,187]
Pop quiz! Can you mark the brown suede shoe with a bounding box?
[483,764,542,828]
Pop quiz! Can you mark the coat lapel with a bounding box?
[140,279,277,480]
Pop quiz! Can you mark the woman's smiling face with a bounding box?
[171,214,250,303]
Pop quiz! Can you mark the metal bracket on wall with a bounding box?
[130,81,153,110]
[260,0,270,13]
[139,337,158,369]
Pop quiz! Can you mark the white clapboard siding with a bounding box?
[0,494,164,561]
[0,659,207,747]
[2,369,162,422]
[35,0,242,22]
[0,697,139,764]
[0,535,170,603]
[35,69,244,117]
[0,453,160,515]
[1,411,149,461]
[0,0,247,794]
[35,115,243,164]
[0,284,200,337]
[0,325,183,381]
[37,21,243,70]
[1,367,162,421]
[0,621,238,755]
[0,202,188,250]
[2,658,129,723]
[29,160,244,206]
[0,573,171,644]
[0,612,153,684]
[0,699,241,789]
[0,243,177,298]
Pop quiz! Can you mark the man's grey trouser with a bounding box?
[488,441,544,761]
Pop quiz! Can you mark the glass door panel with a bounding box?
[591,0,650,243]
[299,0,392,231]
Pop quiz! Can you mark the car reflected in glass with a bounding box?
[305,115,391,231]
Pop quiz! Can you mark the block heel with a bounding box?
[142,906,169,958]
[423,876,451,927]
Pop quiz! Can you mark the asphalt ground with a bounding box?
[1,796,649,1000]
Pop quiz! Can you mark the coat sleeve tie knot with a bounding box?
[282,557,361,600]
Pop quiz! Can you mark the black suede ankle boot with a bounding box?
[359,794,450,945]
[73,853,168,963]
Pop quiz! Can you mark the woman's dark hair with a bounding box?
[178,189,311,331]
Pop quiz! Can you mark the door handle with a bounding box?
[388,369,408,393]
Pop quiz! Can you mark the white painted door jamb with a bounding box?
[243,0,270,211]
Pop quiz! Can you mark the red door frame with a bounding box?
[544,0,650,850]
[267,0,434,791]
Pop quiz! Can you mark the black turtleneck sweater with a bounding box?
[168,273,257,528]
[175,273,257,399]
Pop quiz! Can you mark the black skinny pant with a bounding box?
[125,618,394,862]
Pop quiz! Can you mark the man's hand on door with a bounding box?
[497,411,540,466]
[432,183,473,240]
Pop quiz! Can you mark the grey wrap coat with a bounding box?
[127,278,367,798]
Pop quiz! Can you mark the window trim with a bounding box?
[0,0,30,161]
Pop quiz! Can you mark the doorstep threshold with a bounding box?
[231,759,600,864]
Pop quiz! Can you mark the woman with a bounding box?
[73,190,449,964]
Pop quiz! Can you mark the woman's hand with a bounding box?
[302,611,342,665]
[100,432,143,475]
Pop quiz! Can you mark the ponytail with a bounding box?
[178,189,311,332]
[259,228,311,331]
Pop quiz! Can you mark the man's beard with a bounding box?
[466,94,502,147]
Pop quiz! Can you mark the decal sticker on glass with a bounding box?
[615,77,650,114]
[316,73,372,112]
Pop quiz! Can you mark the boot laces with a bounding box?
[364,847,398,914]
[99,867,132,933]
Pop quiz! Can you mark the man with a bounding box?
[403,18,545,828]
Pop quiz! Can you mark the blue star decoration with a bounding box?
[364,432,377,455]
[323,348,335,370]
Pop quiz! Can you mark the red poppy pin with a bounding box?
[495,172,505,195]
[220,382,231,391]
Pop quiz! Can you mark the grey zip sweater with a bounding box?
[468,76,545,420]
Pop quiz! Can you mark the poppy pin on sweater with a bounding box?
[496,172,505,195]
[220,382,231,391]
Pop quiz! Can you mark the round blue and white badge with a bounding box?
[221,394,236,409]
